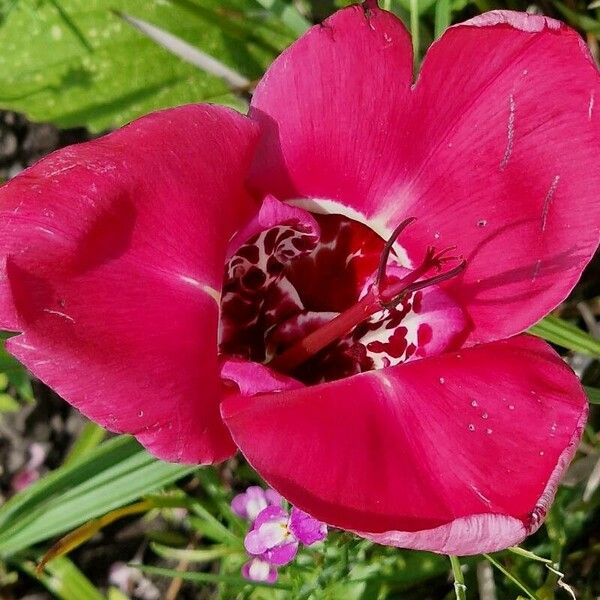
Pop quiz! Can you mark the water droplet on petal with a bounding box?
[477,219,487,227]
[439,377,445,384]
[482,412,488,419]
[486,428,493,434]
[468,424,475,431]
[508,404,515,410]
[539,451,544,456]
[138,410,144,417]
[471,400,478,407]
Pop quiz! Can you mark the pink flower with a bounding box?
[0,4,598,554]
[244,505,327,566]
[240,504,327,582]
[231,485,283,521]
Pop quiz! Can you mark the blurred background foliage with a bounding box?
[0,0,599,598]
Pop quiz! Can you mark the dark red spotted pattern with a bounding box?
[219,213,458,384]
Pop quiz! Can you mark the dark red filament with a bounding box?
[269,218,466,374]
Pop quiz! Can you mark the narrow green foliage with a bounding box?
[0,435,195,557]
[434,0,451,37]
[17,556,105,600]
[63,422,106,466]
[529,315,600,356]
[449,555,466,600]
[484,553,540,600]
[584,385,600,404]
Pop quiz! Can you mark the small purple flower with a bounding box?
[244,506,328,567]
[237,489,328,584]
[231,485,282,521]
[245,506,299,565]
[242,557,278,583]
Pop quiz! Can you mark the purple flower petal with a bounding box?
[265,488,283,507]
[231,486,271,521]
[262,540,299,566]
[289,507,328,545]
[231,493,251,519]
[242,558,278,583]
[244,528,269,555]
[253,505,288,529]
[245,519,288,555]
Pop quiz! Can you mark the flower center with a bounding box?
[219,205,468,385]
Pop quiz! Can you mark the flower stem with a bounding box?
[449,555,467,600]
[410,0,420,67]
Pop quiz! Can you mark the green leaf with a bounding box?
[584,386,600,405]
[151,541,236,563]
[0,435,195,557]
[63,421,106,466]
[529,316,600,357]
[0,332,33,402]
[17,556,106,600]
[0,392,20,413]
[252,0,310,35]
[553,1,600,35]
[0,0,294,132]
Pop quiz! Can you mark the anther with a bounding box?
[379,259,466,310]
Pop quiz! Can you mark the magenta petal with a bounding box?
[220,358,303,396]
[226,194,320,260]
[231,493,251,519]
[0,105,259,463]
[262,540,298,566]
[249,5,413,220]
[250,5,600,343]
[289,507,327,545]
[223,335,586,554]
[401,10,600,344]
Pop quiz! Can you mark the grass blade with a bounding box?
[253,0,310,36]
[585,386,600,404]
[434,0,451,38]
[529,315,600,356]
[0,435,195,556]
[115,10,251,90]
[63,422,106,466]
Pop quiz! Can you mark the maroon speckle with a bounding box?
[220,212,444,385]
[242,267,267,290]
[237,244,260,264]
[413,291,423,313]
[264,228,279,254]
